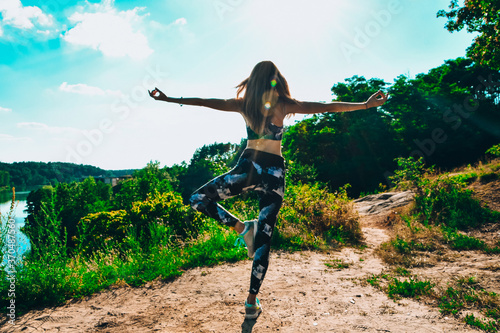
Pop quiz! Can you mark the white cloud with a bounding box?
[173,18,187,26]
[0,0,53,30]
[63,0,153,60]
[0,106,12,112]
[17,122,81,135]
[0,133,30,142]
[59,82,123,97]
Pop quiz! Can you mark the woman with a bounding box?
[149,60,387,320]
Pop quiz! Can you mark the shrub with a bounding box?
[390,157,498,230]
[486,144,500,157]
[128,191,205,242]
[74,210,129,255]
[274,183,362,250]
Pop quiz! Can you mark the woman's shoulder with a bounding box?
[277,97,300,117]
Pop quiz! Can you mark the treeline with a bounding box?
[282,57,500,195]
[0,161,135,191]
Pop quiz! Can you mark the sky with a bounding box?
[0,0,477,170]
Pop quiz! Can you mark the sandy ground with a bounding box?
[2,191,495,333]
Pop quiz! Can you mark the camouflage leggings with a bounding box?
[189,149,285,294]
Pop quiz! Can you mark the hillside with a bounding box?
[0,161,135,191]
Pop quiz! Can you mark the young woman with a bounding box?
[149,60,387,320]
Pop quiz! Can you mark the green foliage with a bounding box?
[113,161,173,210]
[464,314,498,332]
[394,267,411,277]
[24,178,112,248]
[128,191,204,241]
[437,277,500,331]
[438,0,500,70]
[324,259,350,269]
[391,236,433,254]
[167,142,240,202]
[283,76,396,196]
[387,277,434,299]
[389,157,431,195]
[74,210,129,255]
[444,229,486,251]
[274,183,362,250]
[391,157,498,230]
[0,217,244,313]
[449,172,478,184]
[384,58,500,169]
[487,144,500,157]
[0,161,116,191]
[0,170,10,190]
[443,228,500,254]
[285,160,319,186]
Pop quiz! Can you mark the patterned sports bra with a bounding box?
[246,122,284,141]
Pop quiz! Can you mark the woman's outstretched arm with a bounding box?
[148,87,241,112]
[287,90,388,115]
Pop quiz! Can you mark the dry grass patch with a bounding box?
[376,212,448,268]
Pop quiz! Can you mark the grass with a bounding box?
[0,182,363,315]
[365,273,500,332]
[324,258,350,269]
[374,155,500,332]
[0,222,246,314]
[387,277,434,300]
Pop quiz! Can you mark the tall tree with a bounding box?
[438,0,500,70]
[283,76,396,195]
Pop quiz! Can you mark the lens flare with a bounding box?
[271,79,277,87]
[264,101,271,110]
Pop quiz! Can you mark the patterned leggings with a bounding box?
[189,148,285,295]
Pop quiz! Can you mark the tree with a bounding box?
[438,0,500,70]
[384,58,500,167]
[283,76,397,195]
[0,171,9,188]
[169,142,240,202]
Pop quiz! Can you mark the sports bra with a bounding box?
[246,122,284,141]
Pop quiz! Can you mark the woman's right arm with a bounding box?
[149,88,241,112]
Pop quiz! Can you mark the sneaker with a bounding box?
[241,219,258,258]
[245,298,262,320]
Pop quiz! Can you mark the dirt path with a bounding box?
[2,193,481,333]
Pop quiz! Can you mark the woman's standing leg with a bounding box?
[247,164,285,301]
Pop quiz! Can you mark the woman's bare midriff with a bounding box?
[246,139,282,156]
[242,103,286,157]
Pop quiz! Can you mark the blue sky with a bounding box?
[0,0,476,170]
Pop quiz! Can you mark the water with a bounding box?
[0,191,31,265]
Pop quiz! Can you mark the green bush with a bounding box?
[444,229,486,251]
[449,172,478,184]
[486,144,500,157]
[128,191,205,242]
[274,183,362,250]
[74,210,129,255]
[390,157,498,230]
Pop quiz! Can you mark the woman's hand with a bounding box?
[365,90,388,109]
[148,87,167,101]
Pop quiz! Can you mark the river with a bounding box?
[0,191,31,265]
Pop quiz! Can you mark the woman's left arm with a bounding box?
[149,87,241,112]
[287,90,388,115]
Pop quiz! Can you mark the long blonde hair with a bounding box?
[236,61,296,134]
